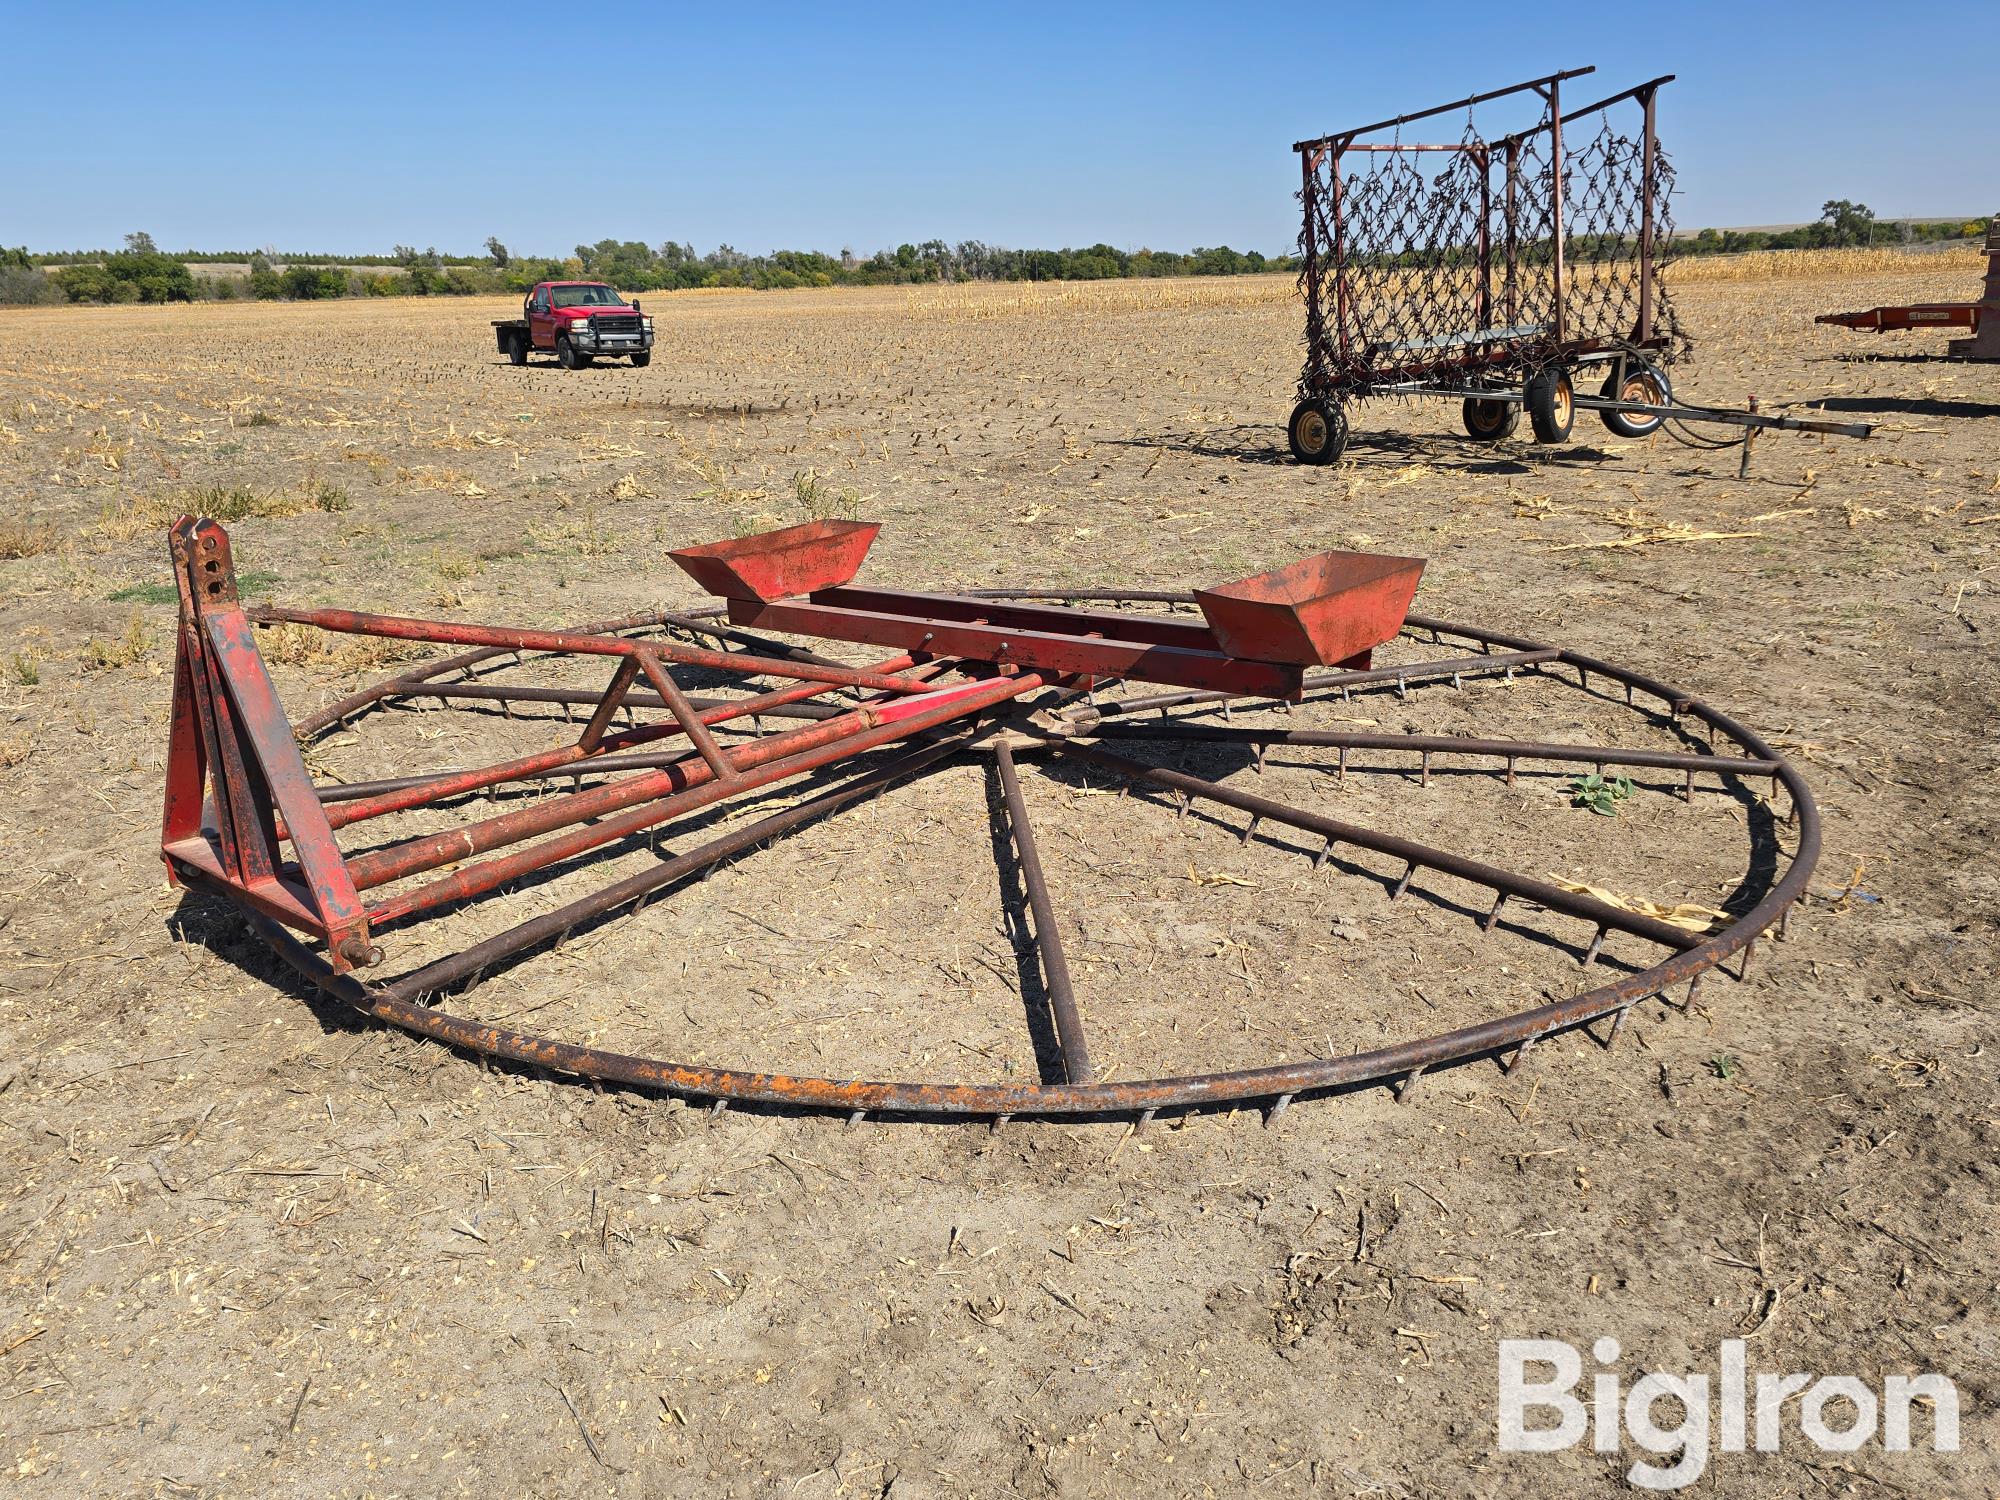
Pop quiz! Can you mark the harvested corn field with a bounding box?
[0,259,1995,1496]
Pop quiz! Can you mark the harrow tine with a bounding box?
[1581,926,1607,968]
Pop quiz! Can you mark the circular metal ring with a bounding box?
[252,596,1818,1122]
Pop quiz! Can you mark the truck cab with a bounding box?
[494,281,654,369]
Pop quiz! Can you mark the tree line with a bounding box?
[1678,202,1986,256]
[8,204,1988,305]
[6,231,1294,305]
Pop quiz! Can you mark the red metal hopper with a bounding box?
[670,519,881,601]
[1194,551,1425,666]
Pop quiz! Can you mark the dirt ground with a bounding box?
[1,264,1995,1498]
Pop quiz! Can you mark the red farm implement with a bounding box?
[1289,66,1874,465]
[161,516,1819,1124]
[1817,218,2000,360]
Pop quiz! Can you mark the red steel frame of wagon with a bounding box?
[1286,67,1875,464]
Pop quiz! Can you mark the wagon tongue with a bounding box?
[671,522,1424,697]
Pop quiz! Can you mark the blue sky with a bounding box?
[8,2,1994,257]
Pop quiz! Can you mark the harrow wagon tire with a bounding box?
[1288,400,1347,465]
[1461,394,1520,442]
[556,337,591,370]
[630,351,652,368]
[1525,367,1575,444]
[506,333,527,367]
[1599,363,1670,438]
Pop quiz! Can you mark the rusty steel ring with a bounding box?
[243,595,1819,1123]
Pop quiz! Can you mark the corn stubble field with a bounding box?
[0,250,1995,1497]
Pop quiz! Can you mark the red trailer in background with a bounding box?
[1817,219,2000,360]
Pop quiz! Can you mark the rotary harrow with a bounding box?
[161,516,1819,1123]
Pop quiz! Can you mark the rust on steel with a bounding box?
[1294,67,1686,404]
[160,519,1819,1120]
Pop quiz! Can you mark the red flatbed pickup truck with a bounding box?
[493,281,655,369]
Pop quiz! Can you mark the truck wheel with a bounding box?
[507,332,527,367]
[1287,399,1347,465]
[1461,393,1519,442]
[1524,366,1575,444]
[629,351,652,368]
[1598,361,1670,438]
[556,337,591,370]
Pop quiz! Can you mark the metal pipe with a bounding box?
[1056,741,1702,953]
[291,605,710,738]
[362,681,843,720]
[386,735,972,999]
[320,655,916,831]
[993,741,1094,1084]
[1085,725,1778,778]
[344,671,972,893]
[363,673,1043,926]
[251,604,933,696]
[1293,67,1594,151]
[635,649,741,784]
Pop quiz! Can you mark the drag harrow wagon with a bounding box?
[1289,67,1873,466]
[160,516,1819,1124]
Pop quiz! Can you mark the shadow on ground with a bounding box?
[1112,422,1617,475]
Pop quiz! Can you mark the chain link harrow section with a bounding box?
[159,517,1818,1125]
[1289,66,1697,463]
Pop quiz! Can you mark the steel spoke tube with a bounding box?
[344,670,982,893]
[1055,742,1702,952]
[975,598,1740,761]
[367,681,844,720]
[1097,649,1557,718]
[654,609,863,671]
[1084,725,1777,777]
[290,605,716,738]
[320,745,860,804]
[320,654,920,831]
[993,741,1094,1085]
[635,650,741,784]
[388,735,972,999]
[364,673,1044,926]
[250,604,934,696]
